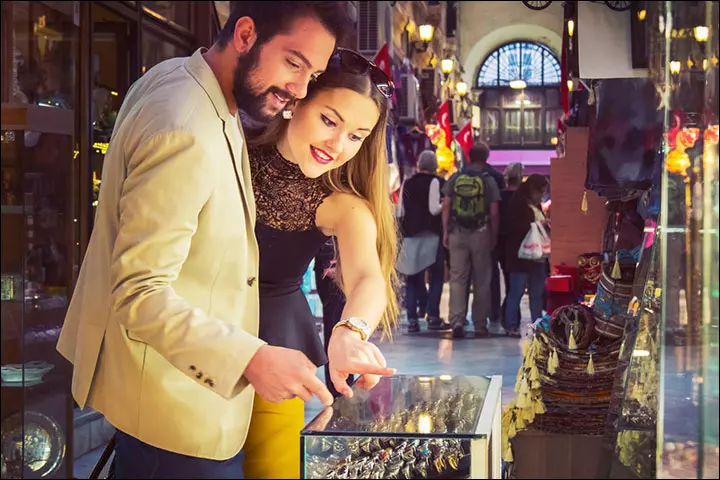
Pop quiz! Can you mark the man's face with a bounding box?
[233,16,336,124]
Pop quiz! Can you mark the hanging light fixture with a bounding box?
[669,61,681,74]
[441,58,454,75]
[567,79,574,91]
[509,79,527,90]
[456,81,468,97]
[418,24,435,43]
[693,26,709,43]
[637,9,647,21]
[567,19,575,37]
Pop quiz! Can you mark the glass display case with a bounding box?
[1,104,77,478]
[607,1,719,479]
[301,375,502,479]
[655,1,719,478]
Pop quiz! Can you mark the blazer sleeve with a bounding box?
[109,130,265,400]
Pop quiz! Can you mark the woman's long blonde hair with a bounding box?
[252,62,400,338]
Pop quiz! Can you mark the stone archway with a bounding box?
[462,24,562,87]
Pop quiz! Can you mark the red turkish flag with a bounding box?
[373,43,391,78]
[434,101,452,148]
[456,122,474,157]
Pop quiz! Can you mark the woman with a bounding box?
[244,48,399,478]
[503,174,549,338]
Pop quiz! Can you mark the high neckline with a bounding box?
[269,144,304,179]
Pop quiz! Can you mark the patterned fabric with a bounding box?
[248,144,332,232]
[593,271,633,323]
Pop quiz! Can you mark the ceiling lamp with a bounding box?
[509,79,527,90]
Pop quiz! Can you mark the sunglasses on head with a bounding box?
[328,48,395,99]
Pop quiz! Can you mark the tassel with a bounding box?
[568,331,577,350]
[532,336,543,354]
[508,422,517,439]
[581,190,588,215]
[612,254,622,279]
[515,414,527,430]
[523,408,536,424]
[516,392,529,409]
[535,398,547,415]
[521,339,530,357]
[532,379,541,390]
[514,374,523,392]
[530,365,540,382]
[549,348,559,375]
[587,353,596,375]
[504,445,514,462]
[519,376,530,394]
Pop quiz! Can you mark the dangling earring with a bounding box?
[282,110,293,120]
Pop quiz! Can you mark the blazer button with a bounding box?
[204,378,216,388]
[247,277,256,287]
[195,371,203,380]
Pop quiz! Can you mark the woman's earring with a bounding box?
[282,110,293,120]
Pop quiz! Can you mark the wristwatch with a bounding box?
[333,317,372,341]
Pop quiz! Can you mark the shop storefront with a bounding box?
[1,2,220,477]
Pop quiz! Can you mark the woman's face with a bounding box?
[283,87,380,178]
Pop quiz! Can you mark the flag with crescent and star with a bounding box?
[456,121,474,157]
[434,101,452,148]
[373,43,391,77]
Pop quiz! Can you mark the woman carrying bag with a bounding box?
[503,174,550,337]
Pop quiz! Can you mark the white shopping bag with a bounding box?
[537,222,551,258]
[518,222,545,260]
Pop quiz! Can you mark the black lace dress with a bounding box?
[248,144,333,367]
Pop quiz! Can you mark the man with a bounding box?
[399,150,449,333]
[56,3,357,478]
[442,143,501,339]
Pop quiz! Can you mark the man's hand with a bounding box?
[327,327,396,397]
[443,233,449,249]
[244,345,334,406]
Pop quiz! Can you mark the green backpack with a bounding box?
[451,172,488,229]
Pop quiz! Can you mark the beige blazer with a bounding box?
[56,49,266,460]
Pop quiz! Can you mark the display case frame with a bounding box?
[300,375,503,479]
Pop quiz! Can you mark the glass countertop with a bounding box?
[302,375,491,438]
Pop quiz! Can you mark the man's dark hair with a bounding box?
[217,1,351,50]
[468,143,490,165]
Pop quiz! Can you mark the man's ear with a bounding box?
[232,17,257,54]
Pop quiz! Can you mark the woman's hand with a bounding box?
[326,327,395,397]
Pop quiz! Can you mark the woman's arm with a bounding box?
[316,193,395,395]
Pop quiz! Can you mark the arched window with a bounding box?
[477,41,560,87]
[474,41,562,149]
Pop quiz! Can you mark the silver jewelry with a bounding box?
[282,110,293,119]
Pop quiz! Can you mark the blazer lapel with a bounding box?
[223,118,255,222]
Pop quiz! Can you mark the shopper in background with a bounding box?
[398,150,449,333]
[443,143,501,338]
[497,162,524,329]
[503,174,550,338]
[247,46,399,477]
[56,3,353,479]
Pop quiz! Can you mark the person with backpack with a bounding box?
[442,143,501,338]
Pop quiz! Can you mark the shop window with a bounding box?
[476,41,560,88]
[474,41,562,149]
[5,1,78,108]
[1,2,78,479]
[91,4,137,223]
[142,29,189,73]
[141,1,192,29]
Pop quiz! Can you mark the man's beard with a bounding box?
[232,47,294,125]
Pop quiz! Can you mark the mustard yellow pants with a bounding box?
[242,394,305,479]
